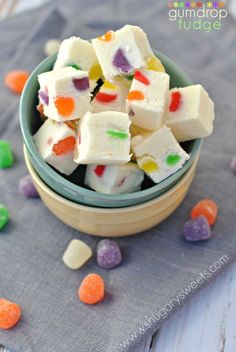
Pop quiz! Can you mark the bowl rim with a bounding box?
[19,51,202,202]
[24,144,199,213]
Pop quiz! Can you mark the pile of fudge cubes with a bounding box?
[34,25,214,195]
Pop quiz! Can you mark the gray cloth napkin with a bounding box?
[0,1,236,351]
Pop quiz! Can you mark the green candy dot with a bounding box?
[166,153,181,166]
[106,129,128,140]
[0,204,9,230]
[125,74,134,81]
[69,64,81,70]
[0,140,14,169]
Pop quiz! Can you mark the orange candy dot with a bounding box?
[127,90,145,101]
[0,298,21,330]
[54,96,75,117]
[4,70,29,94]
[52,136,76,156]
[78,273,105,305]
[191,199,218,226]
[98,30,114,42]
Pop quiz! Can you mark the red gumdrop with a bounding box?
[134,71,150,85]
[169,91,182,112]
[95,92,117,103]
[94,165,106,177]
[52,136,76,156]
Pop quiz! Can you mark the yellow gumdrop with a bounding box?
[140,156,159,173]
[89,63,103,81]
[146,56,165,72]
[103,80,117,90]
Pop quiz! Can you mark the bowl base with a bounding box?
[24,146,198,237]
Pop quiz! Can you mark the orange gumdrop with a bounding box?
[78,273,105,305]
[0,298,21,330]
[127,90,145,101]
[52,136,76,156]
[54,96,75,117]
[191,199,218,226]
[4,70,29,94]
[98,30,114,42]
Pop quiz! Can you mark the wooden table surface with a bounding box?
[1,1,236,352]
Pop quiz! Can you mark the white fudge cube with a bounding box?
[74,111,131,165]
[132,126,190,184]
[126,70,170,131]
[54,36,103,90]
[92,25,154,81]
[165,85,214,142]
[33,119,78,175]
[38,67,90,122]
[85,163,144,194]
[91,79,130,113]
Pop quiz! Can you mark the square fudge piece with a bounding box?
[74,111,131,164]
[132,125,190,184]
[33,119,78,175]
[92,25,155,81]
[165,84,215,142]
[91,79,130,113]
[85,163,144,194]
[126,69,170,131]
[54,36,103,90]
[38,67,90,122]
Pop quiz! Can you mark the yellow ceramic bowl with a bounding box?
[24,145,199,237]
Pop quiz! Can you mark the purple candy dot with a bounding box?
[112,49,132,74]
[97,239,122,269]
[183,215,211,242]
[128,109,135,117]
[73,77,89,91]
[38,90,49,105]
[230,155,236,173]
[19,175,39,198]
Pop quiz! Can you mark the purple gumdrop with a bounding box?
[183,215,211,242]
[97,239,122,269]
[73,77,89,91]
[38,90,49,105]
[128,109,135,117]
[19,175,39,198]
[230,155,236,173]
[112,49,132,73]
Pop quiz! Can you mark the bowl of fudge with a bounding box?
[20,25,214,218]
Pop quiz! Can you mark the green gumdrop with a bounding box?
[166,153,181,166]
[125,74,134,81]
[106,129,128,140]
[69,63,81,70]
[0,140,14,168]
[0,204,9,230]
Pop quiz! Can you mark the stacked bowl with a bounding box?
[19,51,201,237]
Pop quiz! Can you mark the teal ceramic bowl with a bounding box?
[19,51,201,208]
